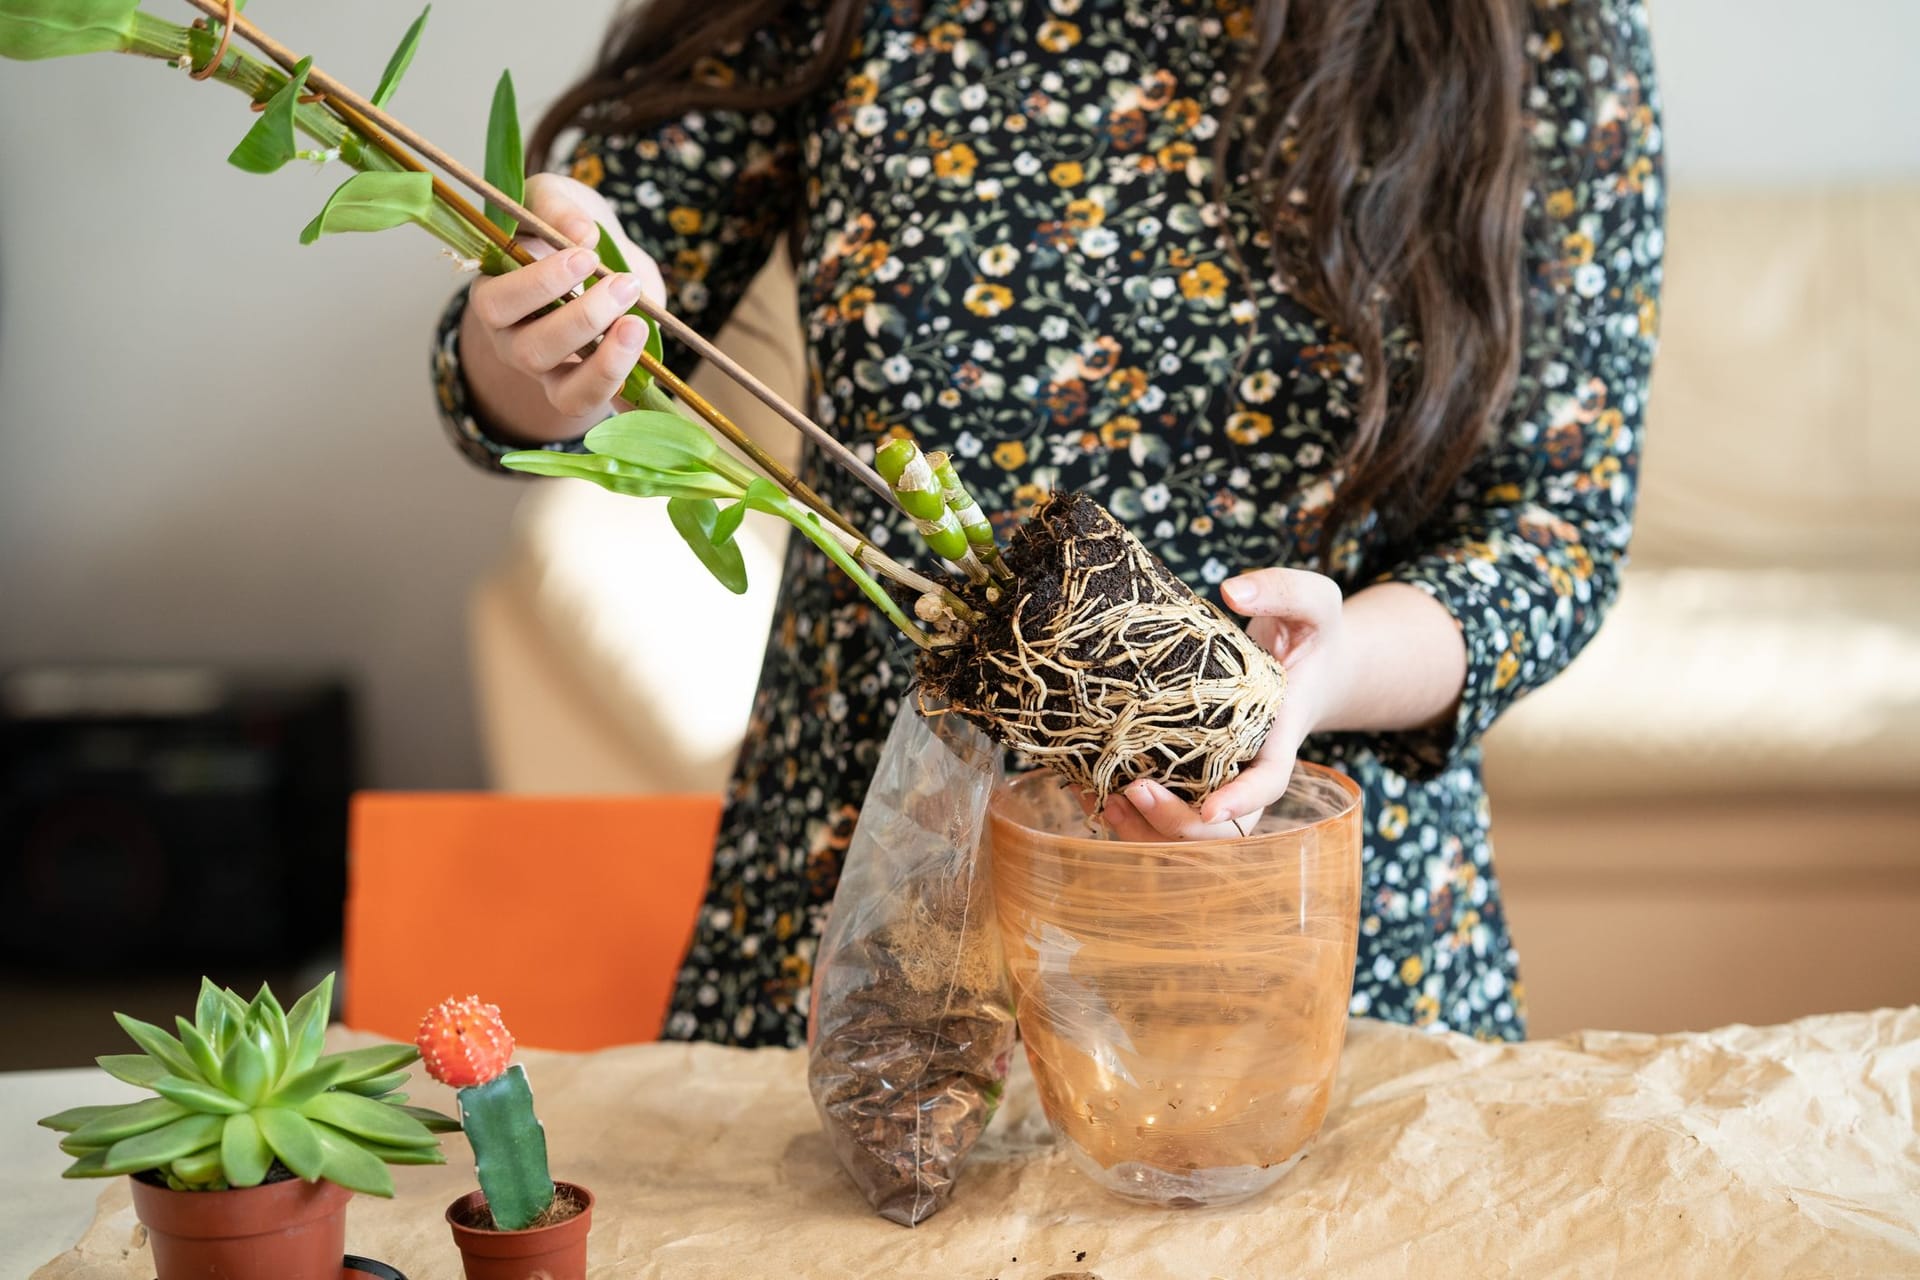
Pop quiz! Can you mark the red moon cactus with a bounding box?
[417,995,515,1088]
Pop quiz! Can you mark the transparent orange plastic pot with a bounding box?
[987,763,1363,1207]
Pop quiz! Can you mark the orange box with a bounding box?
[343,793,718,1050]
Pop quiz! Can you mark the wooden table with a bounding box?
[21,1010,1920,1279]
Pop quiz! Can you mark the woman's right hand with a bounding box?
[458,173,669,444]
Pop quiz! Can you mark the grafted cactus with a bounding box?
[417,996,553,1231]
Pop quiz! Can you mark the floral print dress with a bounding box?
[434,0,1663,1045]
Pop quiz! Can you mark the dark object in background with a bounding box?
[0,665,355,972]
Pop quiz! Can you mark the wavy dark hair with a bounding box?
[532,0,1538,538]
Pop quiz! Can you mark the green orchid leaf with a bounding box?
[604,469,743,500]
[0,0,139,61]
[668,496,750,595]
[299,171,434,246]
[282,973,334,1077]
[101,1113,225,1176]
[67,1098,189,1149]
[170,1147,227,1188]
[222,1036,269,1106]
[38,1104,122,1134]
[711,498,750,547]
[113,1014,203,1084]
[499,450,742,500]
[151,1075,247,1116]
[272,1058,345,1108]
[336,1070,409,1098]
[311,1122,396,1197]
[255,1107,324,1182]
[593,224,663,382]
[741,478,790,513]
[227,56,313,174]
[176,1017,224,1087]
[483,68,523,236]
[60,1149,112,1179]
[370,4,429,109]
[95,1053,167,1089]
[300,1092,438,1149]
[221,1112,273,1188]
[397,1104,463,1134]
[585,410,719,471]
[314,1043,418,1086]
[369,1091,407,1105]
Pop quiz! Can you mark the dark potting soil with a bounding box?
[450,1184,587,1232]
[919,491,1244,792]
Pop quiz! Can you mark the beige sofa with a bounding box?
[469,187,1920,1037]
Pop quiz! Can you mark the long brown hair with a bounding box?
[533,0,1537,539]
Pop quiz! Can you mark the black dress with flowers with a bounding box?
[434,0,1663,1044]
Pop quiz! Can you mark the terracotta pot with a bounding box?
[445,1182,594,1280]
[129,1173,352,1280]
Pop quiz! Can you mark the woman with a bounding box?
[433,0,1662,1046]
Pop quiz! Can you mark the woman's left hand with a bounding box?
[1102,567,1354,842]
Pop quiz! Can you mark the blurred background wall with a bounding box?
[0,0,623,790]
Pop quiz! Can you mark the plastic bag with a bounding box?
[807,700,1017,1226]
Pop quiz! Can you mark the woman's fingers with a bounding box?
[542,315,649,417]
[1099,794,1163,843]
[507,272,646,374]
[1199,698,1310,825]
[470,248,599,331]
[1198,753,1295,827]
[1248,614,1289,660]
[1103,779,1252,842]
[1221,567,1343,620]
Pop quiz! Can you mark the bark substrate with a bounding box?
[919,491,1286,805]
[808,886,1014,1227]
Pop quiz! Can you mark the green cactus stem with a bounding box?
[876,437,991,585]
[927,450,1012,582]
[456,1065,553,1231]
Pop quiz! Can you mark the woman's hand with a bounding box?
[458,173,668,443]
[1101,568,1354,842]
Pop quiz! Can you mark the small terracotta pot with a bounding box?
[129,1173,352,1280]
[445,1182,594,1280]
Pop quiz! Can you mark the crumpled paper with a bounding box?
[34,1009,1920,1279]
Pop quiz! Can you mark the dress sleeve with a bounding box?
[431,15,817,473]
[1360,0,1665,779]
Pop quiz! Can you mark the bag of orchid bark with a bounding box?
[807,699,1017,1226]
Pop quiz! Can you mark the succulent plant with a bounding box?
[38,974,460,1196]
[418,996,554,1230]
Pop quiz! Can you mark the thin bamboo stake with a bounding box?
[177,0,901,516]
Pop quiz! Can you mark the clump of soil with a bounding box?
[808,869,1015,1227]
[920,491,1286,804]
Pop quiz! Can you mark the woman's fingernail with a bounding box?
[1221,577,1252,610]
[567,249,598,277]
[1128,781,1154,806]
[612,273,643,305]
